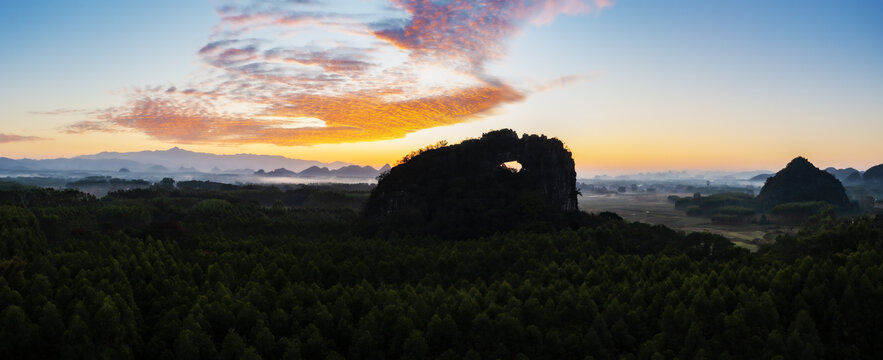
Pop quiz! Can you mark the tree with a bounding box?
[427,314,458,352]
[787,310,822,359]
[93,295,128,357]
[254,322,276,357]
[402,330,429,360]
[175,330,200,360]
[157,177,176,189]
[0,305,35,358]
[62,314,95,360]
[37,302,65,358]
[282,338,303,360]
[221,330,247,360]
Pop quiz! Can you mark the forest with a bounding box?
[1,181,882,359]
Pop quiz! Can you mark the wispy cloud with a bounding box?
[30,108,90,116]
[532,74,597,92]
[373,0,609,71]
[0,133,49,143]
[69,0,610,146]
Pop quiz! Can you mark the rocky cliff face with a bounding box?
[757,157,851,210]
[364,129,578,237]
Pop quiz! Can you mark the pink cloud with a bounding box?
[374,0,612,69]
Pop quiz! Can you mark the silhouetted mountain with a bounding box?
[76,147,349,172]
[299,166,332,177]
[825,167,861,182]
[722,170,775,180]
[365,129,579,238]
[147,165,170,172]
[757,157,850,210]
[263,168,297,177]
[0,157,32,170]
[844,170,863,184]
[0,158,144,171]
[749,173,773,181]
[864,164,883,183]
[252,164,388,178]
[118,168,130,173]
[334,165,382,178]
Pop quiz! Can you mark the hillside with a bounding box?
[864,164,883,182]
[756,157,850,210]
[825,167,861,182]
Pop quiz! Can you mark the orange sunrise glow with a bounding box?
[1,0,881,174]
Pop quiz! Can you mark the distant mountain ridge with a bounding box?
[255,164,391,178]
[75,147,350,172]
[0,157,144,172]
[0,147,392,180]
[824,167,861,182]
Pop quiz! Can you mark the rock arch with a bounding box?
[364,129,578,237]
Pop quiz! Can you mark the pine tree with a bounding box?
[402,330,429,360]
[0,305,36,358]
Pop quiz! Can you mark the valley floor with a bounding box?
[579,193,795,251]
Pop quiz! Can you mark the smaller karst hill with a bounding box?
[363,129,579,238]
[756,157,851,210]
[863,164,883,182]
[844,170,863,184]
[749,173,773,182]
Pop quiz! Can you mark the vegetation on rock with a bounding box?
[757,157,851,211]
[364,129,579,238]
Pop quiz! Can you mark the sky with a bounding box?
[1,0,881,175]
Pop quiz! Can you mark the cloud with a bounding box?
[264,47,374,73]
[70,0,609,146]
[532,74,596,92]
[29,108,88,116]
[65,120,123,134]
[70,84,523,146]
[262,84,525,144]
[0,133,49,143]
[373,0,611,70]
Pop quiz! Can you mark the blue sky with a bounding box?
[1,0,881,173]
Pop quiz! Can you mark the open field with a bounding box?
[579,193,795,251]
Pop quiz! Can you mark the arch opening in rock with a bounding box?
[501,160,523,172]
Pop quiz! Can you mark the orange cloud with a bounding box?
[262,84,525,144]
[69,85,523,146]
[66,0,608,147]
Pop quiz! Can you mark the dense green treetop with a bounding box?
[1,183,882,359]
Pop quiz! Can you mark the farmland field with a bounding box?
[579,193,794,251]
